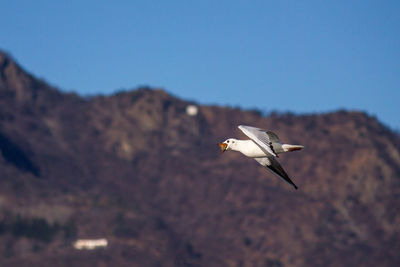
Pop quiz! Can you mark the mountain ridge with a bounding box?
[0,50,399,266]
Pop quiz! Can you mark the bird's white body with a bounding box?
[224,139,301,158]
[228,139,268,158]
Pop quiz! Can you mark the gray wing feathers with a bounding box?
[238,125,278,157]
[254,157,298,190]
[266,131,281,143]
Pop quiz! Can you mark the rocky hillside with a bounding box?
[0,51,399,266]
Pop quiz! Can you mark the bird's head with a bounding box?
[218,138,237,153]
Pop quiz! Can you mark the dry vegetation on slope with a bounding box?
[0,51,399,266]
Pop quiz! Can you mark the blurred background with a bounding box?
[0,1,399,266]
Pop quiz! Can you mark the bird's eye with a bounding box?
[227,140,230,143]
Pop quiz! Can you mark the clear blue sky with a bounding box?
[1,1,399,129]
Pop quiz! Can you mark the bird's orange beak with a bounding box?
[218,143,227,153]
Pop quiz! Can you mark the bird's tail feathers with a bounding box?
[282,144,304,152]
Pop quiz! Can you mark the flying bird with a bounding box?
[218,125,304,190]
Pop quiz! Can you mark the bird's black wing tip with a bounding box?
[293,184,298,190]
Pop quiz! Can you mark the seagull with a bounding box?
[218,125,304,190]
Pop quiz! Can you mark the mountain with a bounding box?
[0,51,399,266]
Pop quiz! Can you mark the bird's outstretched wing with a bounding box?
[254,156,298,190]
[238,125,280,157]
[265,130,281,144]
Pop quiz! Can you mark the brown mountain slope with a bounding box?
[0,51,399,266]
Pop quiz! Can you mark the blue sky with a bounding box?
[1,1,399,129]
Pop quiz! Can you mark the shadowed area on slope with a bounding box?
[0,132,40,177]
